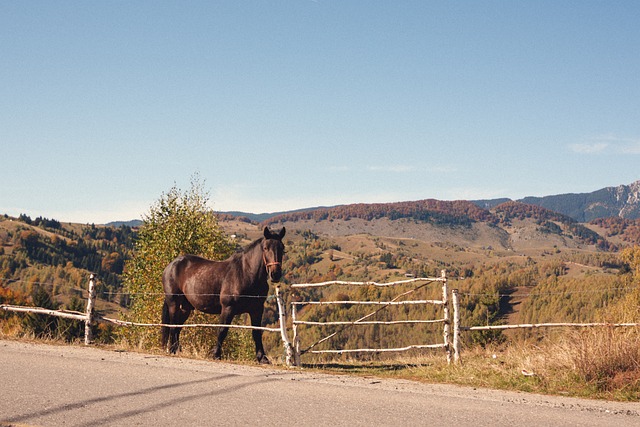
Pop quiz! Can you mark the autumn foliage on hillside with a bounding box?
[491,200,590,224]
[265,199,498,227]
[591,217,640,245]
[493,201,608,247]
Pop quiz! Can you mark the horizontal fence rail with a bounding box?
[462,322,640,331]
[97,316,282,332]
[306,344,446,355]
[449,289,640,363]
[295,299,444,306]
[290,277,446,289]
[0,305,87,322]
[295,319,446,326]
[1,274,98,345]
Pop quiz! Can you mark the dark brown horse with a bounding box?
[161,226,286,363]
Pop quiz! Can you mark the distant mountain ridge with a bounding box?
[226,180,640,224]
[218,206,337,223]
[107,180,640,225]
[518,180,640,221]
[105,220,143,228]
[264,199,496,226]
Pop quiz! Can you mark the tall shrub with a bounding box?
[119,177,241,355]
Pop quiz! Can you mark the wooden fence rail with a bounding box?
[462,322,640,331]
[1,274,98,345]
[0,305,87,321]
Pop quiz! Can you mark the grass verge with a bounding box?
[300,328,640,401]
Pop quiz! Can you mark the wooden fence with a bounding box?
[5,272,640,367]
[1,274,98,345]
[449,289,640,364]
[289,270,452,365]
[1,275,295,366]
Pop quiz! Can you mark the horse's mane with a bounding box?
[243,237,264,254]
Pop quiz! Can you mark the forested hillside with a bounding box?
[0,214,134,316]
[2,196,640,358]
[265,199,497,226]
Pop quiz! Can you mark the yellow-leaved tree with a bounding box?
[601,246,640,322]
[118,176,253,358]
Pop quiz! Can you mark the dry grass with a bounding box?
[553,328,640,395]
[300,328,640,401]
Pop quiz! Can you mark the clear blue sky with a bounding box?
[2,1,639,224]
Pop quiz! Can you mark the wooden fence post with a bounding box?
[275,286,295,367]
[441,269,451,364]
[452,289,461,364]
[291,303,301,366]
[84,274,96,345]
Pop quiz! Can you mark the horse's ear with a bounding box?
[263,226,285,240]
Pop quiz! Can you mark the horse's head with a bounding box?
[262,226,286,282]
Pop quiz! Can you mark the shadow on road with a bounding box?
[4,373,277,426]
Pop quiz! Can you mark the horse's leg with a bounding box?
[213,305,235,360]
[162,297,179,353]
[249,306,270,364]
[164,296,191,354]
[172,303,191,354]
[161,300,171,349]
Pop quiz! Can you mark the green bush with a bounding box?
[118,176,253,358]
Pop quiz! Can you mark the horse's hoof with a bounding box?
[258,355,271,365]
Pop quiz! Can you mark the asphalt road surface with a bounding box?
[1,339,639,427]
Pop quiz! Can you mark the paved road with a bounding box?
[1,339,639,427]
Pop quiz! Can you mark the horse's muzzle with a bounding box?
[266,263,282,282]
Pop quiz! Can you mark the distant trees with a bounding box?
[592,217,640,245]
[101,252,124,274]
[601,246,640,322]
[2,218,133,302]
[17,214,61,229]
[264,199,495,227]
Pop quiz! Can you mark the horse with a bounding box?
[161,226,286,364]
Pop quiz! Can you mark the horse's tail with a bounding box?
[161,300,170,349]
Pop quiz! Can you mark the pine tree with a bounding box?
[23,286,58,338]
[58,295,86,342]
